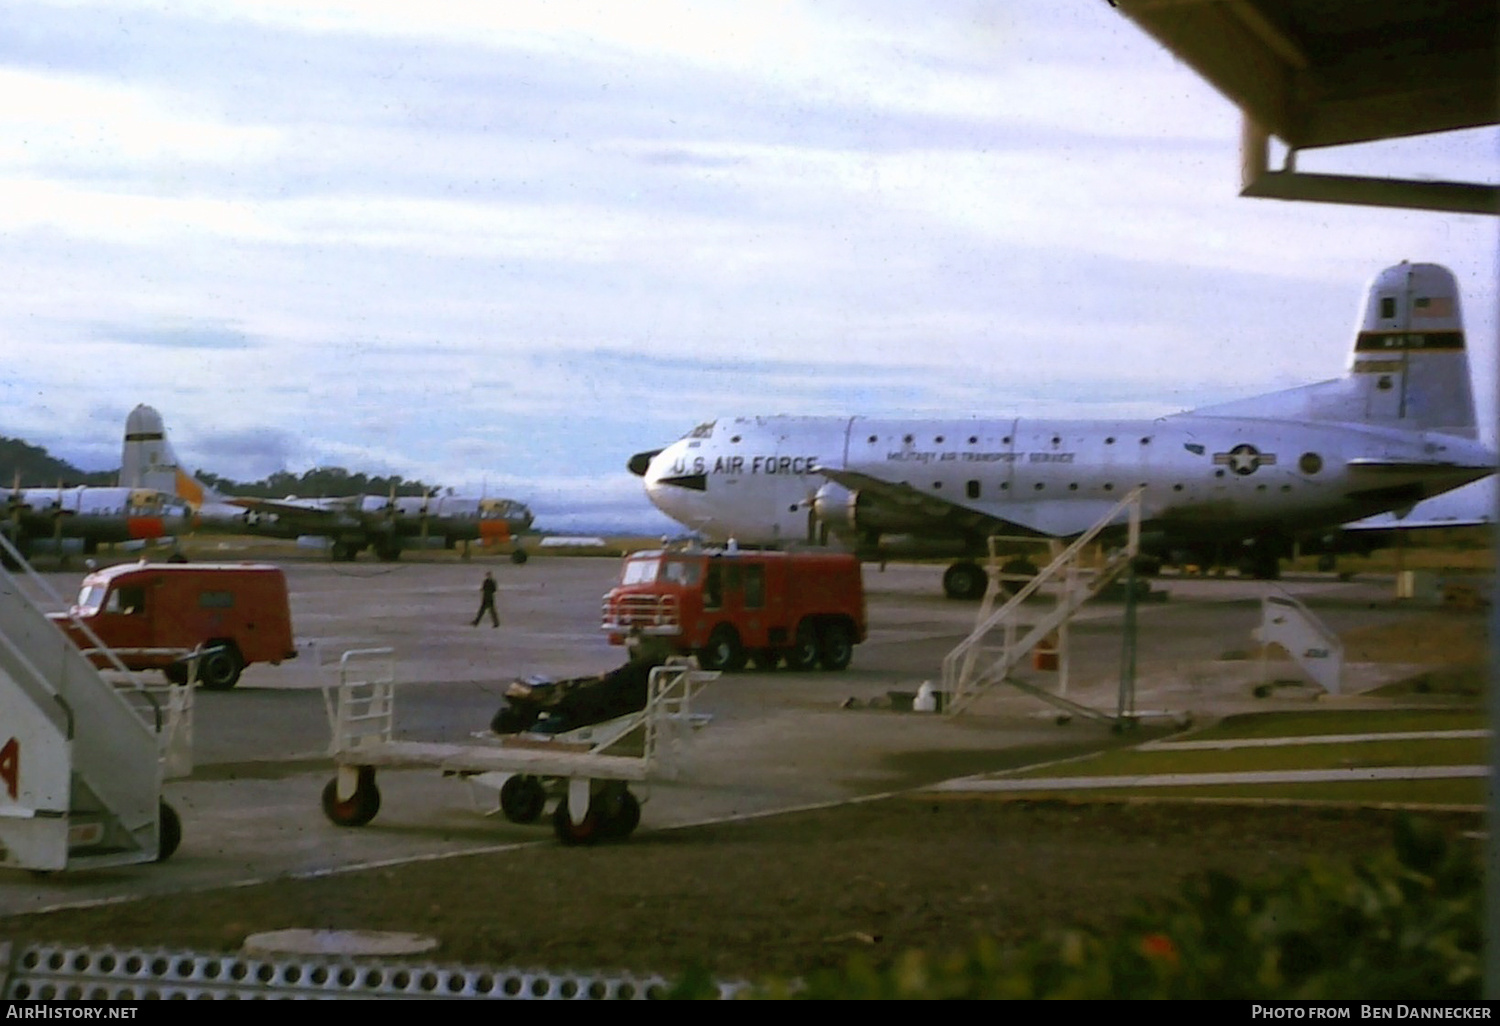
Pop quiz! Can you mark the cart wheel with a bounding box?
[552,798,602,846]
[499,775,547,824]
[321,767,381,827]
[598,787,641,840]
[156,800,182,862]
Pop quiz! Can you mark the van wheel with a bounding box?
[818,622,853,671]
[197,647,243,690]
[697,626,746,672]
[784,622,820,670]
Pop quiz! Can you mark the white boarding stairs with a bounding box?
[0,539,170,871]
[942,487,1144,720]
[1252,592,1344,695]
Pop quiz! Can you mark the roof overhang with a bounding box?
[1111,0,1499,214]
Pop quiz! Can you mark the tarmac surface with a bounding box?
[1,553,1462,918]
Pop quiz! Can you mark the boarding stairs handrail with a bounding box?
[942,487,1143,716]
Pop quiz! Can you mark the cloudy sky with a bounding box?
[1,1,1494,532]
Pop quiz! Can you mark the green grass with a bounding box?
[990,706,1491,808]
[1035,778,1484,807]
[1182,708,1487,740]
[1019,738,1486,779]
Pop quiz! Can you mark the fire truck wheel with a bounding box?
[197,646,243,690]
[499,775,547,824]
[817,622,853,671]
[553,799,602,846]
[784,622,820,670]
[156,801,182,862]
[698,625,746,672]
[321,768,381,827]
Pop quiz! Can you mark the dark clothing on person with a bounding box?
[472,572,499,627]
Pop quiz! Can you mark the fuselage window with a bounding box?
[966,480,980,499]
[1299,453,1324,475]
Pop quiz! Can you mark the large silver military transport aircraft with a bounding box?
[630,262,1496,599]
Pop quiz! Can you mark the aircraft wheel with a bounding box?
[156,801,182,862]
[321,767,381,827]
[552,798,602,846]
[197,646,243,690]
[817,622,853,671]
[783,622,820,670]
[510,548,529,565]
[697,625,746,672]
[499,775,547,824]
[942,562,988,601]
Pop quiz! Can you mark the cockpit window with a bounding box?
[687,421,716,439]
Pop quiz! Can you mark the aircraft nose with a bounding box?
[627,449,662,477]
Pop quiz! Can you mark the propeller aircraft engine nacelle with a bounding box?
[811,481,935,538]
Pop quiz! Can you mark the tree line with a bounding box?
[0,436,441,497]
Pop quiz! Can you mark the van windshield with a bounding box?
[74,584,106,614]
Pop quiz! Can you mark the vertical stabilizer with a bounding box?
[1350,262,1476,438]
[121,405,216,508]
[1187,261,1478,436]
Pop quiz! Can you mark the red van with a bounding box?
[602,548,867,671]
[50,562,296,689]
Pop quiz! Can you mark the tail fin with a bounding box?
[1188,261,1477,437]
[1349,262,1476,438]
[121,405,221,509]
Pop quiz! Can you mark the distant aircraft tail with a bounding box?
[120,404,223,508]
[1189,261,1478,438]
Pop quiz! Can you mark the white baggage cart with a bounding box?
[319,650,716,845]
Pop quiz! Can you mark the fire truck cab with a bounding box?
[602,547,866,672]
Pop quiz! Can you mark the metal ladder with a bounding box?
[941,487,1143,719]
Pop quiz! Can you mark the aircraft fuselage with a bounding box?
[643,413,1492,558]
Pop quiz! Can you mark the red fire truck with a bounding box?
[602,547,867,671]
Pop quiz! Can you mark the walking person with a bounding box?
[471,570,499,627]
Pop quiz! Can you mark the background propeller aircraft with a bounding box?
[0,481,192,565]
[121,405,534,562]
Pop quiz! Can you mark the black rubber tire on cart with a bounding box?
[552,798,602,846]
[499,775,547,824]
[156,800,182,862]
[597,786,642,841]
[321,767,382,827]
